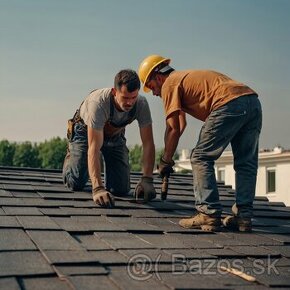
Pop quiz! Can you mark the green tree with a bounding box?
[38,137,67,169]
[13,141,41,168]
[129,144,142,172]
[0,140,16,166]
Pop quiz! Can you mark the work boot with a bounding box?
[222,204,252,232]
[179,212,221,232]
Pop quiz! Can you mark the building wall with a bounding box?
[224,164,235,189]
[216,159,290,206]
[270,163,290,206]
[256,166,266,197]
[176,149,290,206]
[278,163,290,205]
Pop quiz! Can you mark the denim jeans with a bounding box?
[190,94,262,218]
[62,122,130,195]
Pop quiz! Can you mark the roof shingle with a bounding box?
[1,166,290,289]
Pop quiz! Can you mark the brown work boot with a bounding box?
[179,212,221,232]
[222,204,252,232]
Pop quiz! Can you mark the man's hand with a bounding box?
[157,156,175,178]
[92,186,115,207]
[134,176,156,202]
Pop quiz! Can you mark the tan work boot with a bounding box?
[179,212,221,232]
[222,204,252,232]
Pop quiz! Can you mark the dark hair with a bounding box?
[114,69,140,92]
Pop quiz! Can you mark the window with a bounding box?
[217,168,225,183]
[267,168,276,193]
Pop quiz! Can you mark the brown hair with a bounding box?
[114,69,140,92]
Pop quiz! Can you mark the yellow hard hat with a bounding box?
[138,54,171,92]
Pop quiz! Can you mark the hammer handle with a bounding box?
[161,175,169,200]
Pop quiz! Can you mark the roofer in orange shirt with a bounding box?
[63,69,156,207]
[138,55,262,232]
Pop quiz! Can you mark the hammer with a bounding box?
[161,174,169,200]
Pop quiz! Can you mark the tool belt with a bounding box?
[67,102,84,141]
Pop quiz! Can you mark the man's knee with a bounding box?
[63,172,87,191]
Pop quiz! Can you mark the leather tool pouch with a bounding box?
[67,103,84,142]
[67,118,75,141]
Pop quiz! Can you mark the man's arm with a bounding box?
[163,110,186,162]
[139,124,155,177]
[88,126,115,207]
[179,111,187,136]
[87,126,104,189]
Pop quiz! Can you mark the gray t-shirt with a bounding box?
[80,88,152,138]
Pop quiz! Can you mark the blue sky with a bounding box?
[1,0,290,150]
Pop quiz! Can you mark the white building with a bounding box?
[175,147,290,206]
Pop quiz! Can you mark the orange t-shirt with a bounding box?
[161,70,258,121]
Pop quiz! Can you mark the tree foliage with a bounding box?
[13,141,40,168]
[0,138,181,171]
[129,145,180,172]
[129,144,143,172]
[0,138,67,169]
[0,140,16,166]
[38,137,67,169]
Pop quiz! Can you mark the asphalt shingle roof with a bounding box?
[1,166,290,289]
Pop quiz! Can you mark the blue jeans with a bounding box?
[62,122,130,195]
[190,95,262,218]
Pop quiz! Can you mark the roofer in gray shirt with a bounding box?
[63,69,156,207]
